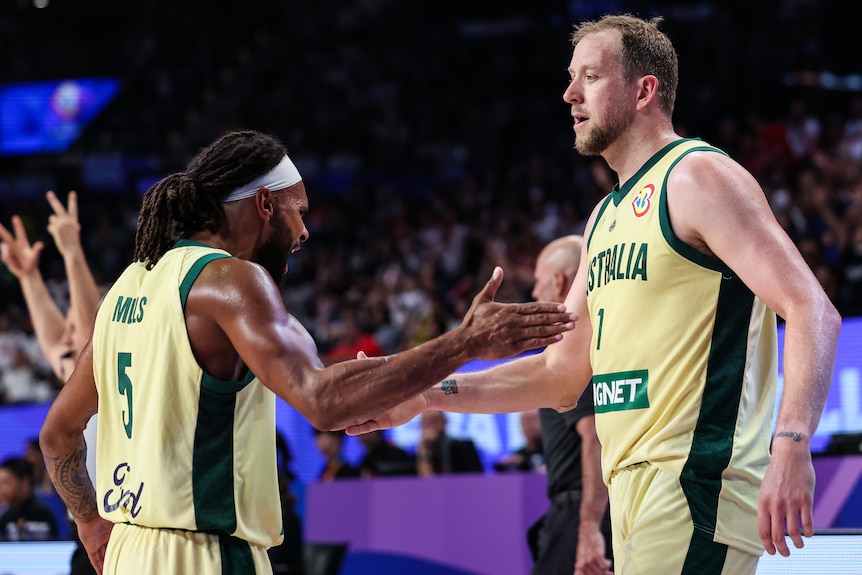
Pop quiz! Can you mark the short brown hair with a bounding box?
[572,14,678,118]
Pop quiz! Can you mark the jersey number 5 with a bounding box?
[117,352,134,439]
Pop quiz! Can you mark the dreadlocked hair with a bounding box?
[134,130,288,269]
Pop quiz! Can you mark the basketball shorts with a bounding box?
[103,523,272,575]
[607,462,759,575]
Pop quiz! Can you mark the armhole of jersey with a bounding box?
[658,146,734,274]
[201,371,256,394]
[179,253,230,310]
[178,252,256,393]
[586,194,615,251]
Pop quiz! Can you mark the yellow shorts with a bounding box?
[103,523,272,575]
[608,462,759,575]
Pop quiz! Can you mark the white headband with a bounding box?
[222,155,302,202]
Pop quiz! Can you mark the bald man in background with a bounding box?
[528,236,613,575]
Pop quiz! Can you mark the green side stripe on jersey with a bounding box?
[182,249,257,534]
[193,386,238,533]
[679,275,754,538]
[680,532,729,575]
[219,533,255,575]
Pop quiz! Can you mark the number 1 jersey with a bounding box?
[585,139,778,555]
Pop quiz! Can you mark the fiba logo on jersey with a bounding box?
[632,183,655,217]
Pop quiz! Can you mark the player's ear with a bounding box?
[553,271,567,300]
[636,75,660,111]
[254,187,275,221]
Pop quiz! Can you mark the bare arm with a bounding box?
[188,264,576,430]
[40,341,112,573]
[574,415,612,575]
[0,216,70,379]
[40,342,99,518]
[423,206,600,415]
[47,190,102,348]
[346,205,604,435]
[668,152,841,556]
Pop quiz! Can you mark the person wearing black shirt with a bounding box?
[526,236,613,575]
[415,410,483,476]
[0,456,59,541]
[358,430,415,477]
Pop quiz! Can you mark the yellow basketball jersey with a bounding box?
[92,240,282,549]
[586,139,778,554]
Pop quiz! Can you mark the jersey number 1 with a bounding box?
[117,352,134,439]
[596,308,605,350]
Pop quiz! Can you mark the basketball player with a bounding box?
[39,129,576,574]
[346,15,841,575]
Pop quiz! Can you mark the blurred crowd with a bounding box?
[2,0,862,406]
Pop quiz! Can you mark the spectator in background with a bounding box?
[0,456,59,541]
[0,191,102,382]
[357,430,414,478]
[20,438,70,541]
[843,223,862,315]
[0,191,101,575]
[322,309,386,365]
[1,347,55,403]
[494,409,545,473]
[784,98,821,168]
[314,429,360,482]
[415,410,483,476]
[0,311,33,403]
[0,188,101,490]
[23,437,55,498]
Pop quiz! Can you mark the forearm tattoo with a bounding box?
[775,431,803,442]
[45,443,98,521]
[441,379,459,395]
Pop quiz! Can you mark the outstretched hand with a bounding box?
[46,190,84,258]
[344,268,575,435]
[0,215,44,278]
[460,266,575,360]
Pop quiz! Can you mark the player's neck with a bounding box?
[186,231,237,256]
[605,124,680,187]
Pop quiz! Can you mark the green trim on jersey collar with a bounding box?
[173,239,215,249]
[610,138,700,207]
